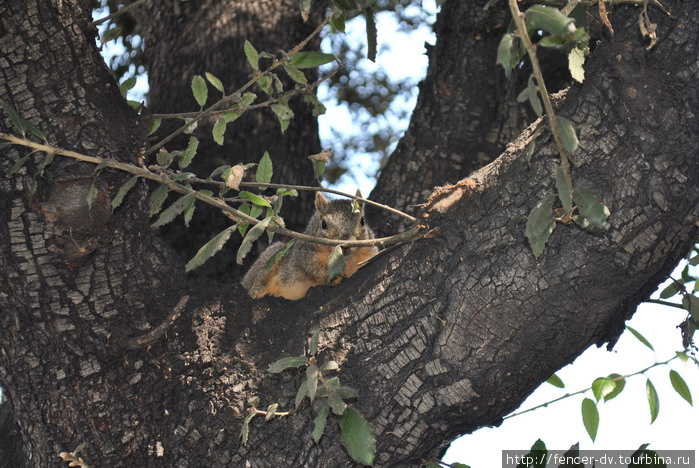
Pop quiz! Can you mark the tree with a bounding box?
[1,0,697,466]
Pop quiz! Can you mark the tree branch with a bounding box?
[121,296,189,350]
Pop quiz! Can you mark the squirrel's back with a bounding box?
[242,191,378,300]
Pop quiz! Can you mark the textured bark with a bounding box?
[1,0,698,467]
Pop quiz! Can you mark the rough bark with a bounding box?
[0,0,697,467]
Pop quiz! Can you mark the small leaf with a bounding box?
[319,361,339,371]
[147,118,162,136]
[555,165,573,214]
[525,5,576,36]
[309,330,320,356]
[205,72,224,93]
[111,176,138,209]
[659,282,679,299]
[183,118,197,134]
[496,33,515,78]
[239,191,272,208]
[268,355,309,373]
[569,47,585,83]
[191,75,208,107]
[581,398,599,441]
[5,153,32,177]
[265,403,279,421]
[339,407,376,466]
[185,226,236,272]
[173,172,195,182]
[676,351,689,363]
[289,51,335,68]
[573,188,609,231]
[306,364,318,402]
[179,136,199,169]
[283,64,308,84]
[149,184,169,216]
[101,26,122,43]
[0,99,26,137]
[86,184,99,211]
[312,403,330,443]
[327,245,346,280]
[626,325,655,352]
[365,7,377,62]
[328,391,345,416]
[240,411,255,445]
[546,373,565,388]
[331,9,347,32]
[558,444,584,468]
[646,378,660,423]
[669,370,692,406]
[591,377,616,402]
[295,381,309,409]
[244,40,260,70]
[336,386,358,400]
[224,164,245,191]
[299,0,311,21]
[603,374,625,401]
[156,149,174,168]
[271,102,294,132]
[681,294,699,321]
[263,239,295,274]
[256,151,273,186]
[556,116,579,153]
[334,0,358,11]
[152,193,196,228]
[256,75,273,95]
[525,193,557,258]
[526,74,543,117]
[212,117,226,146]
[236,216,272,264]
[119,77,137,98]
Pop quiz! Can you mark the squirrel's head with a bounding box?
[313,190,370,247]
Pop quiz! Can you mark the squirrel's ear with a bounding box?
[355,189,365,211]
[315,191,328,213]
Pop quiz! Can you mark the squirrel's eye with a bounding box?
[360,216,365,226]
[321,219,328,230]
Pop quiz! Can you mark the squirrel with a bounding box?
[241,190,379,300]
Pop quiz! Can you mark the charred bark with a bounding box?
[0,0,697,467]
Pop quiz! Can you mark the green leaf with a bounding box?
[568,47,585,83]
[682,294,699,321]
[304,92,327,116]
[236,216,272,264]
[309,330,320,356]
[149,184,169,217]
[212,117,226,146]
[306,364,319,402]
[581,398,599,441]
[244,40,260,70]
[283,64,308,84]
[191,75,208,107]
[331,9,347,32]
[256,151,273,186]
[147,118,162,136]
[119,77,137,98]
[328,391,346,415]
[257,75,273,95]
[111,176,138,210]
[334,0,358,11]
[572,188,609,231]
[669,370,692,406]
[239,191,272,208]
[183,196,195,226]
[659,282,679,299]
[101,26,122,43]
[546,373,565,388]
[676,351,689,363]
[319,361,339,371]
[336,386,358,400]
[156,150,174,167]
[558,443,584,468]
[524,439,547,468]
[556,116,579,153]
[271,102,294,132]
[312,403,330,443]
[173,172,195,182]
[690,255,699,266]
[152,193,195,228]
[525,193,557,258]
[86,184,99,212]
[205,72,224,93]
[179,136,199,169]
[295,381,309,409]
[0,142,10,150]
[183,117,197,134]
[496,33,516,78]
[185,226,236,272]
[240,411,255,445]
[0,99,26,137]
[555,165,573,214]
[268,355,309,373]
[591,377,617,402]
[223,110,242,124]
[299,0,311,21]
[526,74,542,116]
[5,153,32,177]
[603,374,625,401]
[327,245,346,280]
[646,378,660,423]
[525,5,576,36]
[339,407,376,466]
[289,51,335,68]
[365,7,377,62]
[263,239,295,274]
[626,325,655,352]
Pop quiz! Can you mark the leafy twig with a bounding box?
[88,0,150,28]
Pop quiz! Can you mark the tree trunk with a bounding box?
[1,0,697,467]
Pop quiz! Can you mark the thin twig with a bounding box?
[122,296,189,350]
[507,0,574,199]
[644,299,686,310]
[89,0,150,28]
[145,15,331,156]
[0,133,422,249]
